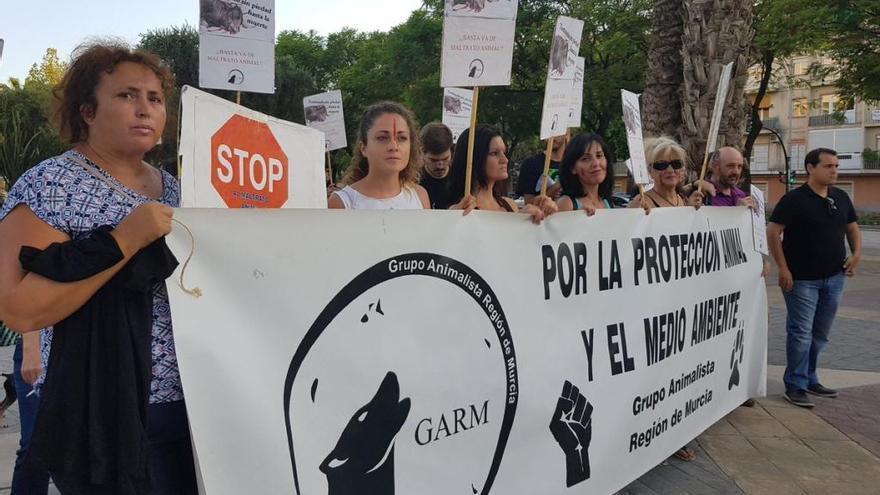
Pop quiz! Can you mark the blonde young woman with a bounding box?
[628,136,704,212]
[329,101,431,210]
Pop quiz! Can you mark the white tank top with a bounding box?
[334,185,424,210]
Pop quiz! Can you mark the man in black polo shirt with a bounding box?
[768,147,862,408]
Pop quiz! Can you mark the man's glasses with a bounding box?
[652,160,684,171]
[826,196,837,215]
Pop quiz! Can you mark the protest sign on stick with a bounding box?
[621,90,651,188]
[441,1,518,197]
[540,16,584,196]
[442,87,474,144]
[567,57,585,129]
[750,185,769,255]
[178,85,326,209]
[698,62,734,184]
[199,0,276,94]
[303,90,348,152]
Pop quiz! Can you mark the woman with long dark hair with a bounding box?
[448,125,555,222]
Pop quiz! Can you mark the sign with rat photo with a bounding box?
[540,16,584,140]
[440,1,518,88]
[442,87,474,144]
[621,90,651,185]
[167,206,767,495]
[303,90,347,152]
[199,0,276,93]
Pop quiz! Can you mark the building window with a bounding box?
[793,61,810,76]
[792,99,808,118]
[751,144,769,171]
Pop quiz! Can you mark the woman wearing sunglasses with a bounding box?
[629,136,704,212]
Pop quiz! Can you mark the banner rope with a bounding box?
[172,218,203,298]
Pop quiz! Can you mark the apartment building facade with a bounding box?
[745,55,880,213]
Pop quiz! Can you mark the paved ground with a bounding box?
[0,232,877,494]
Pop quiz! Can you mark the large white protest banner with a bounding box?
[167,207,767,495]
[178,85,326,209]
[199,0,275,93]
[622,90,651,185]
[541,16,584,139]
[303,90,347,152]
[440,1,518,88]
[567,57,585,128]
[442,87,474,144]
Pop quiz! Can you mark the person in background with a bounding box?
[556,133,618,215]
[449,125,555,223]
[329,101,430,210]
[418,122,455,209]
[768,147,861,408]
[0,42,195,493]
[516,130,569,205]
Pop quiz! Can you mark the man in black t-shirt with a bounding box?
[515,131,569,205]
[418,123,454,209]
[768,147,862,408]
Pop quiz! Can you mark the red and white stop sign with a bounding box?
[211,114,289,208]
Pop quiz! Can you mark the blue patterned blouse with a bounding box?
[0,149,184,404]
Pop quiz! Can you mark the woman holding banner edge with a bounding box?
[448,125,556,223]
[0,43,196,493]
[555,132,618,215]
[628,136,705,213]
[329,101,431,210]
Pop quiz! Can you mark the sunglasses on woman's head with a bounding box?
[652,160,684,171]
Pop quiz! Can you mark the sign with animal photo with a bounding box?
[178,85,326,209]
[303,90,348,152]
[567,56,585,128]
[547,16,584,80]
[199,0,276,93]
[442,87,474,144]
[166,206,767,495]
[440,1,518,88]
[444,0,518,20]
[750,185,769,255]
[621,90,651,185]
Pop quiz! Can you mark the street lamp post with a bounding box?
[764,125,792,192]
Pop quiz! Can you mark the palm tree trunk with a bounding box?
[642,0,685,140]
[680,0,754,173]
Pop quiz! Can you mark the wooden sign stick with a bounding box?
[464,86,481,197]
[539,137,555,197]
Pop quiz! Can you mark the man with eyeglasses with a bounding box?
[767,147,862,408]
[419,123,455,209]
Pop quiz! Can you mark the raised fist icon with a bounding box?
[320,372,411,495]
[549,380,592,487]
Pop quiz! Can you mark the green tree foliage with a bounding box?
[0,81,66,188]
[24,48,67,89]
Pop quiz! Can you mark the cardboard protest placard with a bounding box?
[704,62,734,161]
[442,87,474,144]
[750,185,769,255]
[567,57,585,128]
[540,16,584,140]
[199,0,275,94]
[547,16,584,80]
[303,90,347,152]
[444,0,518,20]
[440,1,518,88]
[178,85,326,209]
[0,39,4,62]
[621,90,651,185]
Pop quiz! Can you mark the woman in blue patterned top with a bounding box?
[0,43,195,493]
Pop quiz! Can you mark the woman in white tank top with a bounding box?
[328,102,430,210]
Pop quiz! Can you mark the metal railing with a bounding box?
[809,113,859,127]
[864,157,880,170]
